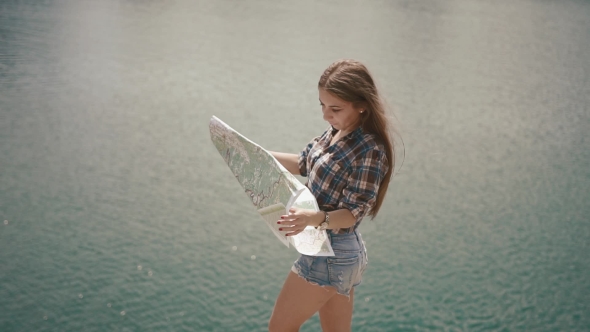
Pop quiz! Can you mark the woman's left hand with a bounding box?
[277,208,317,237]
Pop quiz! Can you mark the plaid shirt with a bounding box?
[298,126,388,233]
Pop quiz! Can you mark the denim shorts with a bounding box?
[291,230,368,297]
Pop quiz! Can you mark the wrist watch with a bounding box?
[318,211,330,231]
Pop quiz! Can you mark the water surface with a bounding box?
[1,0,589,331]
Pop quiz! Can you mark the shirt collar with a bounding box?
[323,125,364,147]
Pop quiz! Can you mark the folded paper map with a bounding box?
[209,116,334,256]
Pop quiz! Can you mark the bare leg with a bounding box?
[319,288,354,332]
[269,271,338,332]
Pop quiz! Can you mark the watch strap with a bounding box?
[319,211,329,230]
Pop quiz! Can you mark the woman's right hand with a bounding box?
[277,208,322,237]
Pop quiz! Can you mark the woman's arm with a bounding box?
[270,151,300,175]
[277,208,357,236]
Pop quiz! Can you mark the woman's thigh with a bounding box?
[319,288,354,332]
[269,271,337,332]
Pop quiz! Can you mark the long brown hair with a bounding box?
[318,59,399,219]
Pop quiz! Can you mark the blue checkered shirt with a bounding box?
[298,126,389,233]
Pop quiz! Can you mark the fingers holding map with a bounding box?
[209,116,334,256]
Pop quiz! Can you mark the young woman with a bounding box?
[268,59,397,332]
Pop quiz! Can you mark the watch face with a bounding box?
[319,222,328,231]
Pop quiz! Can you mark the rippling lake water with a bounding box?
[1,0,589,331]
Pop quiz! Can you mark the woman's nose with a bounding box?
[321,107,330,120]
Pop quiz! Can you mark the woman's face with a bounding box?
[319,88,363,135]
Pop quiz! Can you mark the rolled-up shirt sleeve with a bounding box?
[298,136,320,177]
[338,148,388,221]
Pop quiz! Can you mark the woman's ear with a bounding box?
[353,101,368,113]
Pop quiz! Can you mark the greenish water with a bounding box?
[1,0,589,331]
